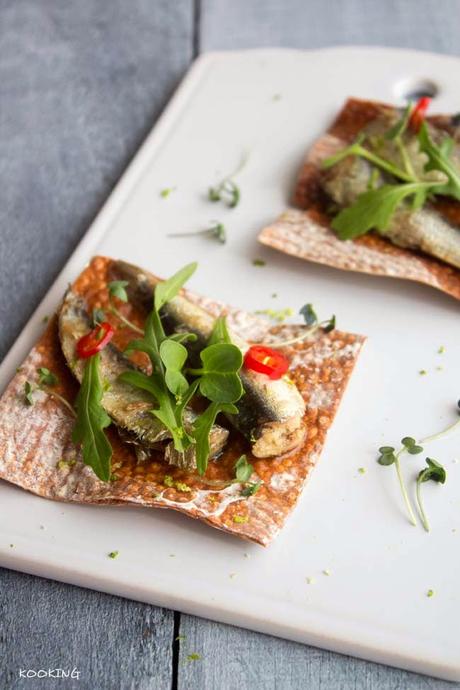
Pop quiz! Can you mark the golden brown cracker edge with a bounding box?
[259,98,460,301]
[0,257,365,546]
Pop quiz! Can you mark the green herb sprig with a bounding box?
[324,122,460,240]
[168,221,226,244]
[378,406,460,528]
[208,152,249,208]
[416,458,447,532]
[24,368,76,418]
[120,264,244,475]
[263,304,335,349]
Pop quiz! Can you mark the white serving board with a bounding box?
[1,47,460,681]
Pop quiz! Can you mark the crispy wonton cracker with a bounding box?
[258,98,460,300]
[0,257,365,545]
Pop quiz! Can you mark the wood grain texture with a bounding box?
[0,568,174,690]
[177,617,454,690]
[0,1,190,688]
[0,0,193,362]
[200,0,460,53]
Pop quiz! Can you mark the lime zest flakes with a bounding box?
[108,551,119,559]
[233,514,249,524]
[427,589,435,598]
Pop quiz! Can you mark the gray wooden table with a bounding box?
[1,1,459,688]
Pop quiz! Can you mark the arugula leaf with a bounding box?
[196,343,243,403]
[154,263,197,311]
[108,280,129,303]
[72,354,112,481]
[331,183,432,239]
[384,103,412,141]
[37,367,59,387]
[418,122,460,201]
[234,455,253,483]
[208,316,232,345]
[193,402,238,475]
[159,339,189,397]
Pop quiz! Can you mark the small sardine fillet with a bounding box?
[111,261,307,458]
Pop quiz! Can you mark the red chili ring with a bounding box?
[409,96,431,133]
[76,322,114,359]
[244,345,289,380]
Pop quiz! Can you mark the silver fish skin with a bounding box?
[322,153,460,270]
[111,260,307,458]
[58,290,228,470]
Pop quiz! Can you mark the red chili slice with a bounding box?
[76,322,114,359]
[409,96,431,133]
[244,345,289,380]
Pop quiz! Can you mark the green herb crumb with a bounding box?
[56,458,76,470]
[160,187,175,198]
[255,307,293,323]
[186,653,201,662]
[164,475,174,488]
[233,515,249,524]
[252,258,266,267]
[306,577,316,585]
[358,467,367,475]
[419,369,427,376]
[438,346,445,354]
[323,569,331,576]
[427,589,434,598]
[108,551,119,559]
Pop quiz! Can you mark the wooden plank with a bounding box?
[0,568,174,689]
[0,1,193,687]
[177,617,454,690]
[0,0,194,362]
[200,0,460,53]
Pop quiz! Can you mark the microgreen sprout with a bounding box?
[262,304,335,349]
[416,458,447,532]
[168,221,226,244]
[24,369,76,418]
[378,403,460,528]
[208,152,249,208]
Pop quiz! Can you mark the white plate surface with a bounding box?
[1,47,460,680]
